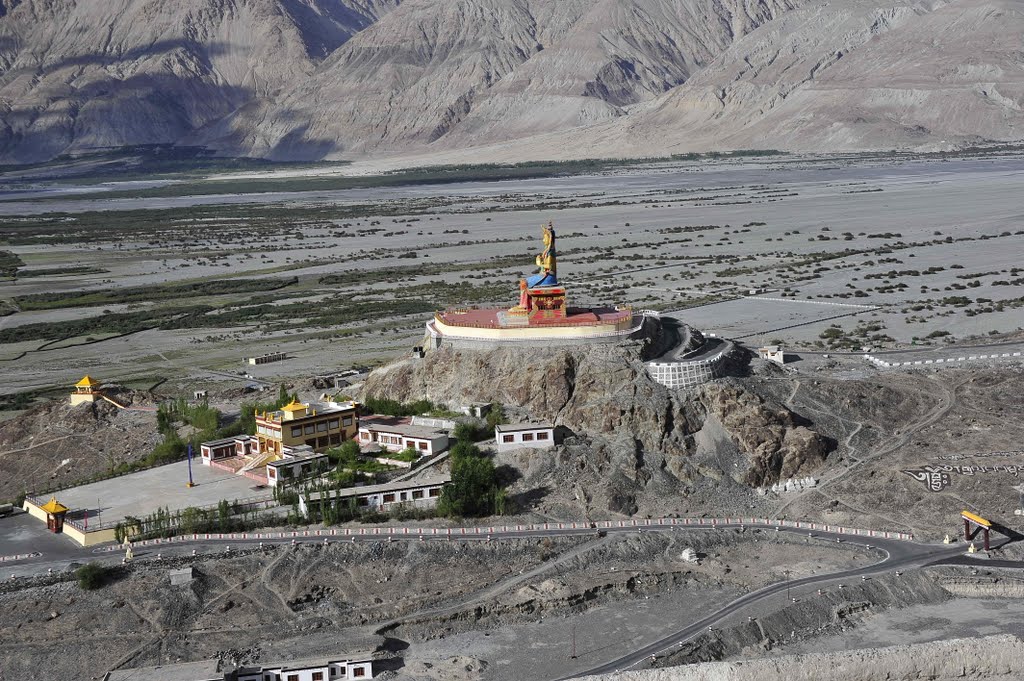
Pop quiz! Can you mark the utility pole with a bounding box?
[571,622,577,660]
[785,569,791,601]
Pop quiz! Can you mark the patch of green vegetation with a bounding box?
[15,277,297,310]
[13,266,109,278]
[0,250,24,277]
[75,562,110,590]
[362,397,436,417]
[0,296,436,344]
[437,439,505,518]
[18,158,649,203]
[317,254,528,288]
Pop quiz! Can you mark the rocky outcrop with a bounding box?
[360,343,833,513]
[703,384,832,486]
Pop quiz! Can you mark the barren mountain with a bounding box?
[1,0,1022,163]
[0,0,399,162]
[202,0,802,159]
[468,0,1024,161]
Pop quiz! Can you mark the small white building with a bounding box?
[233,656,373,681]
[248,351,287,365]
[103,655,374,681]
[266,447,331,487]
[300,475,450,517]
[358,417,449,457]
[495,422,555,452]
[200,435,258,464]
[756,345,786,365]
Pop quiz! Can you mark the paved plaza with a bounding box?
[52,460,269,525]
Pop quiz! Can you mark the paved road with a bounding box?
[562,531,1009,679]
[1,515,1009,680]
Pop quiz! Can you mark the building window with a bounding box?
[317,421,328,432]
[361,432,370,440]
[399,492,407,501]
[522,433,534,441]
[342,416,353,426]
[428,488,440,497]
[412,490,424,500]
[537,431,549,440]
[288,675,299,681]
[328,419,340,429]
[291,426,302,438]
[304,424,315,435]
[313,673,324,681]
[419,442,427,450]
[353,668,366,678]
[382,493,395,503]
[330,434,341,445]
[358,498,369,506]
[502,435,514,443]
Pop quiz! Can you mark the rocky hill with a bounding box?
[0,388,161,501]
[4,0,1022,163]
[359,343,833,517]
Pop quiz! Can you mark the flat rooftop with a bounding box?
[307,475,450,502]
[496,422,554,433]
[54,459,268,524]
[361,422,447,439]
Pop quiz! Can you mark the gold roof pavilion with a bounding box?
[39,497,69,514]
[75,375,100,389]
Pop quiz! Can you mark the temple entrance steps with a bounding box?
[240,451,276,473]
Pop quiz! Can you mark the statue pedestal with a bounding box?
[527,286,567,321]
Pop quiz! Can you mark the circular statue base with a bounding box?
[426,307,650,349]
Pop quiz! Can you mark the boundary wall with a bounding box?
[98,516,914,551]
[646,341,733,390]
[865,350,1023,369]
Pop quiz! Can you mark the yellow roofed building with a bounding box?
[71,375,103,405]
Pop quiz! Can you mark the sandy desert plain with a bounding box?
[4,150,1024,680]
[3,150,1024,396]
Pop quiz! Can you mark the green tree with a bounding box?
[438,442,504,518]
[453,422,483,443]
[485,404,506,431]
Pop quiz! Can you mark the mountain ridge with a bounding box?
[1,0,1022,164]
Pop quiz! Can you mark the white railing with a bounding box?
[97,516,914,551]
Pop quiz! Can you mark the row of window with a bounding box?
[256,424,282,437]
[351,487,442,507]
[501,431,550,443]
[278,666,365,681]
[289,416,352,438]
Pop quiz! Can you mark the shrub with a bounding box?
[76,562,109,590]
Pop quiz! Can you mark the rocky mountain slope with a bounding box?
[0,0,399,162]
[203,0,802,159]
[2,0,1022,163]
[359,343,833,517]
